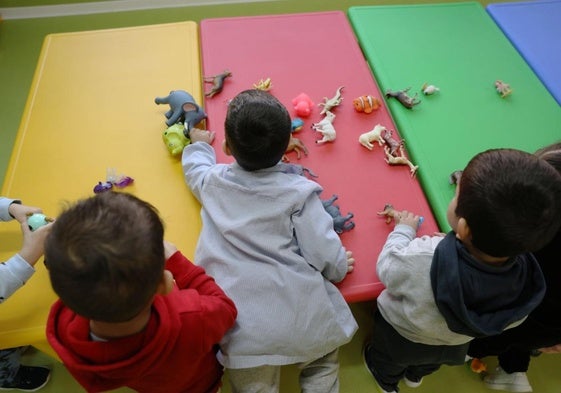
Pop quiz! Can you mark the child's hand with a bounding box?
[345,251,355,273]
[8,203,42,224]
[394,210,422,230]
[19,221,52,267]
[190,128,216,145]
[163,240,178,260]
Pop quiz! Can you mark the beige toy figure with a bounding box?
[311,110,337,144]
[495,80,512,98]
[358,124,387,150]
[384,145,419,177]
[282,135,308,162]
[204,70,232,98]
[319,86,344,115]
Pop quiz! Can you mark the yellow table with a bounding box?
[0,22,202,358]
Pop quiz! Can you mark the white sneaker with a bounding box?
[484,367,533,392]
[404,375,423,388]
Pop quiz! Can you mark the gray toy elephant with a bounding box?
[154,90,208,136]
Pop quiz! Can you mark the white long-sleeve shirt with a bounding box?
[0,197,35,303]
[182,142,357,368]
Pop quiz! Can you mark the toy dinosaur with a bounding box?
[154,90,207,135]
[385,87,420,109]
[322,194,355,234]
[319,86,344,115]
[204,70,232,98]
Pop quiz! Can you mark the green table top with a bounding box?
[348,1,561,230]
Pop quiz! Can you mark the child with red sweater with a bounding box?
[45,192,236,393]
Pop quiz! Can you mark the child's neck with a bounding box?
[89,305,151,340]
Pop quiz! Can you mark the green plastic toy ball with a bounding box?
[27,213,49,231]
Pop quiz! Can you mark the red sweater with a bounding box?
[46,251,237,393]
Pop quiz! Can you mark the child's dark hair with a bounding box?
[455,148,561,257]
[536,141,561,174]
[45,192,165,323]
[224,89,291,171]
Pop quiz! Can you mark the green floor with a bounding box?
[1,1,560,392]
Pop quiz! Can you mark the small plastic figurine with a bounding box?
[380,129,402,156]
[377,203,424,226]
[421,83,440,95]
[291,93,314,117]
[311,111,336,144]
[466,357,487,374]
[204,70,232,98]
[385,87,420,109]
[93,181,113,194]
[253,77,272,91]
[353,95,381,114]
[282,135,308,162]
[449,170,463,185]
[291,118,304,132]
[495,80,512,98]
[154,90,207,135]
[384,145,419,177]
[163,123,191,156]
[322,194,355,234]
[319,86,344,115]
[26,213,54,232]
[358,124,386,150]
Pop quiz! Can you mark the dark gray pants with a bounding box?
[365,311,468,392]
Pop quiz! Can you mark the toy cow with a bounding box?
[154,90,207,136]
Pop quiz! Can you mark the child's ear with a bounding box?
[455,217,471,241]
[156,270,174,295]
[222,140,232,156]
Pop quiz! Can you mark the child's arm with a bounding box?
[292,193,349,283]
[163,242,237,334]
[181,129,216,202]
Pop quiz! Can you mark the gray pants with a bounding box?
[228,349,339,393]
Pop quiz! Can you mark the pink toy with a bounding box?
[292,93,314,117]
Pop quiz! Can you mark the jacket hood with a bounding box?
[430,232,546,337]
[46,296,180,390]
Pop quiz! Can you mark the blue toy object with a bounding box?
[322,194,355,234]
[154,90,207,136]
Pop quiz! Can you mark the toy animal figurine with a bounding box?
[468,358,487,374]
[384,145,419,177]
[495,80,512,98]
[421,83,440,95]
[163,123,190,156]
[278,162,318,178]
[321,194,355,234]
[291,118,304,132]
[253,77,272,91]
[93,181,113,194]
[381,129,403,156]
[154,90,207,135]
[353,95,381,114]
[311,111,336,144]
[26,213,54,232]
[385,87,421,109]
[282,135,308,162]
[377,203,424,226]
[449,170,463,185]
[291,93,314,117]
[319,86,344,115]
[204,70,232,98]
[358,124,386,150]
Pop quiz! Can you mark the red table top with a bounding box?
[199,11,439,302]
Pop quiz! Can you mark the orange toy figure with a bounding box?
[468,358,487,374]
[353,95,381,114]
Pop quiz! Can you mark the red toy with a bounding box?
[291,93,314,117]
